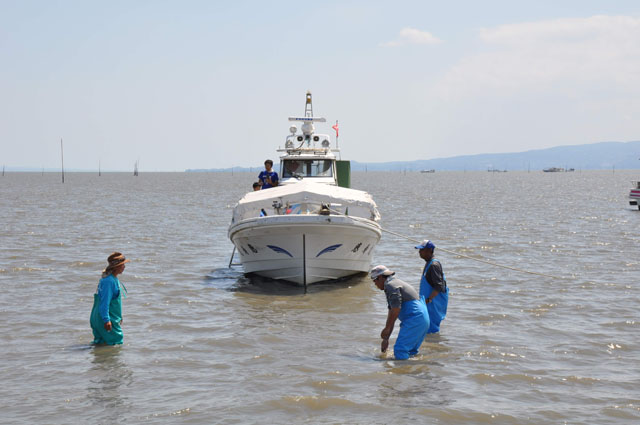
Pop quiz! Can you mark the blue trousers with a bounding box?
[420,270,448,334]
[394,299,429,360]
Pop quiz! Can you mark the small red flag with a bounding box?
[332,122,339,137]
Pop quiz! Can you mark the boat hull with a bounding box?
[229,215,381,285]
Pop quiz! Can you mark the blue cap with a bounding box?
[415,239,435,250]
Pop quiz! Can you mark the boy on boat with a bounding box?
[258,159,279,189]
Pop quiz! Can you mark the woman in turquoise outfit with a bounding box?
[90,252,130,345]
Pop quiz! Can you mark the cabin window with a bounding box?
[282,160,333,178]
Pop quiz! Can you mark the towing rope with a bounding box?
[327,207,567,280]
[378,226,566,280]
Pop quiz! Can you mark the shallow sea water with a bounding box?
[1,170,639,424]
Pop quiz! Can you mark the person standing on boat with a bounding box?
[90,253,130,345]
[258,159,279,189]
[416,240,448,333]
[371,265,429,360]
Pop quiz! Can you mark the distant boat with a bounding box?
[543,167,564,172]
[420,169,435,173]
[133,160,139,176]
[630,159,640,210]
[487,168,507,173]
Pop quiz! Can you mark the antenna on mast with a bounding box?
[305,91,313,117]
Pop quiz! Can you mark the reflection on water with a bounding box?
[377,359,455,410]
[232,272,369,295]
[87,346,133,423]
[203,267,367,295]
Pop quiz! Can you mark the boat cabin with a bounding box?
[276,99,351,187]
[277,123,343,186]
[282,158,333,179]
[280,150,337,186]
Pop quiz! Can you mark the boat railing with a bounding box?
[277,147,340,155]
[232,200,379,223]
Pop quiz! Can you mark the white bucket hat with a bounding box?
[370,265,394,280]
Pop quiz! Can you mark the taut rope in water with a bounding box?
[378,226,565,280]
[326,207,567,280]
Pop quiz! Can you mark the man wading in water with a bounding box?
[371,265,429,359]
[416,239,448,334]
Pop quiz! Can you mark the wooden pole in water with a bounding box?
[60,138,65,183]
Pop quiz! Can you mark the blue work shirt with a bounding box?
[258,170,279,189]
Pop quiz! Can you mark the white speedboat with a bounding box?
[228,92,382,286]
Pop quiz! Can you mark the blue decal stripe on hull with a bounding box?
[316,244,342,257]
[267,245,294,257]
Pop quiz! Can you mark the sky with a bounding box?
[1,0,639,171]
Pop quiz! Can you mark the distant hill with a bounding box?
[350,140,640,171]
[188,140,640,172]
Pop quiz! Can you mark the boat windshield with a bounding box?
[282,160,333,178]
